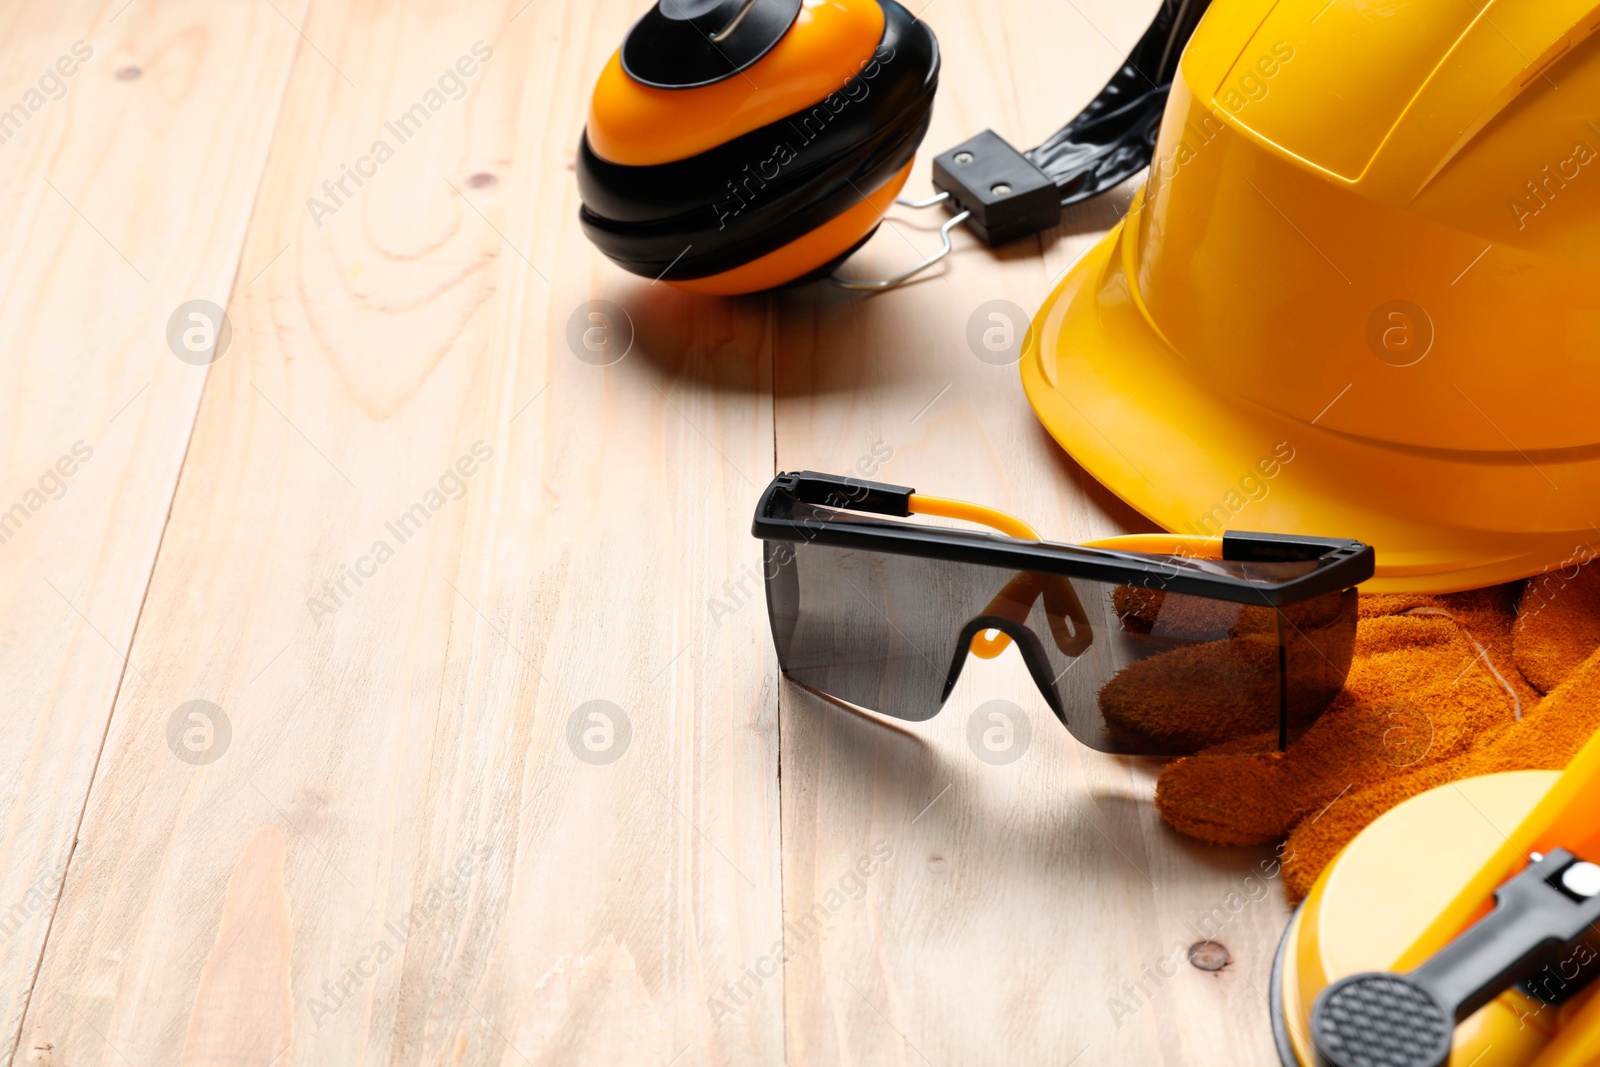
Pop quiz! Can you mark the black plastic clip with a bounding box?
[930,130,1061,246]
[779,471,915,517]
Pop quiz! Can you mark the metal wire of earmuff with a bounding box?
[708,0,764,41]
[893,191,952,209]
[829,192,971,292]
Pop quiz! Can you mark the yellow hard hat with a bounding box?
[1022,0,1600,593]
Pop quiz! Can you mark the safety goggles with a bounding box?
[752,472,1374,756]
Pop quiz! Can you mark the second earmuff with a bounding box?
[576,0,940,295]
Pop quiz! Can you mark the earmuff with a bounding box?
[577,0,939,295]
[578,0,1210,295]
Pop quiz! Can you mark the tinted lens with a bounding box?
[1037,576,1356,754]
[763,517,1357,754]
[764,537,1000,720]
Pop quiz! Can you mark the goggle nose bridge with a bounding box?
[939,614,1072,727]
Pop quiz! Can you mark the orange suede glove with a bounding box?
[1153,568,1600,900]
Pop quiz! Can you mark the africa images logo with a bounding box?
[709,44,895,230]
[305,42,494,228]
[306,441,493,625]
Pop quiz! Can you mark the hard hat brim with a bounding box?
[1022,216,1589,594]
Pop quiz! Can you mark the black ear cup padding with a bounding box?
[577,0,938,283]
[580,110,932,281]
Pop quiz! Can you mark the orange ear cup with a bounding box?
[576,0,939,293]
[587,0,886,168]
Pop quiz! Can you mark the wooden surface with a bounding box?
[0,1,1292,1064]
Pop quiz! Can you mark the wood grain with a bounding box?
[2,1,1300,1064]
[0,0,304,1058]
[21,1,783,1064]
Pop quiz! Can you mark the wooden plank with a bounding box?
[20,1,785,1064]
[775,1,1293,1064]
[0,0,303,1056]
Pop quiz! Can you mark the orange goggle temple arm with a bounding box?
[904,494,1223,658]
